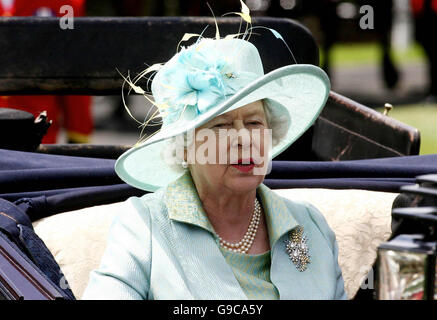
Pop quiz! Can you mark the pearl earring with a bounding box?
[181,160,188,169]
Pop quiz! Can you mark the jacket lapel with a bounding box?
[270,236,325,300]
[270,229,335,300]
[260,186,332,299]
[164,173,247,299]
[257,185,306,299]
[163,173,325,299]
[259,185,332,300]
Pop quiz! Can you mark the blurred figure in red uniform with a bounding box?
[0,0,93,143]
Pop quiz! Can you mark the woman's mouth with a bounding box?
[231,158,256,173]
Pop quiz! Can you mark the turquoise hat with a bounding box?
[115,36,330,192]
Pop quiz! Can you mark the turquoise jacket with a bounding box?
[82,173,347,300]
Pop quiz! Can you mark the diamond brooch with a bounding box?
[285,226,311,272]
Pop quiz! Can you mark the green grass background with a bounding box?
[325,42,436,155]
[320,42,426,67]
[376,105,437,155]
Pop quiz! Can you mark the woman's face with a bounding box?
[188,100,271,194]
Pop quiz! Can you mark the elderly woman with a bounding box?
[82,29,346,300]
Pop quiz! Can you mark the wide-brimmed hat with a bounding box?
[115,23,330,192]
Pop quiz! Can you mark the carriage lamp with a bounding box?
[378,232,436,300]
[377,175,437,300]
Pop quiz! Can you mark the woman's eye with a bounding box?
[247,121,263,126]
[213,123,230,128]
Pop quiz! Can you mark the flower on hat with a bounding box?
[152,39,242,125]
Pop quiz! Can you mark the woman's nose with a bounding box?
[233,120,245,131]
[232,120,252,147]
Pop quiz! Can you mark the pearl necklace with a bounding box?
[217,198,261,254]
